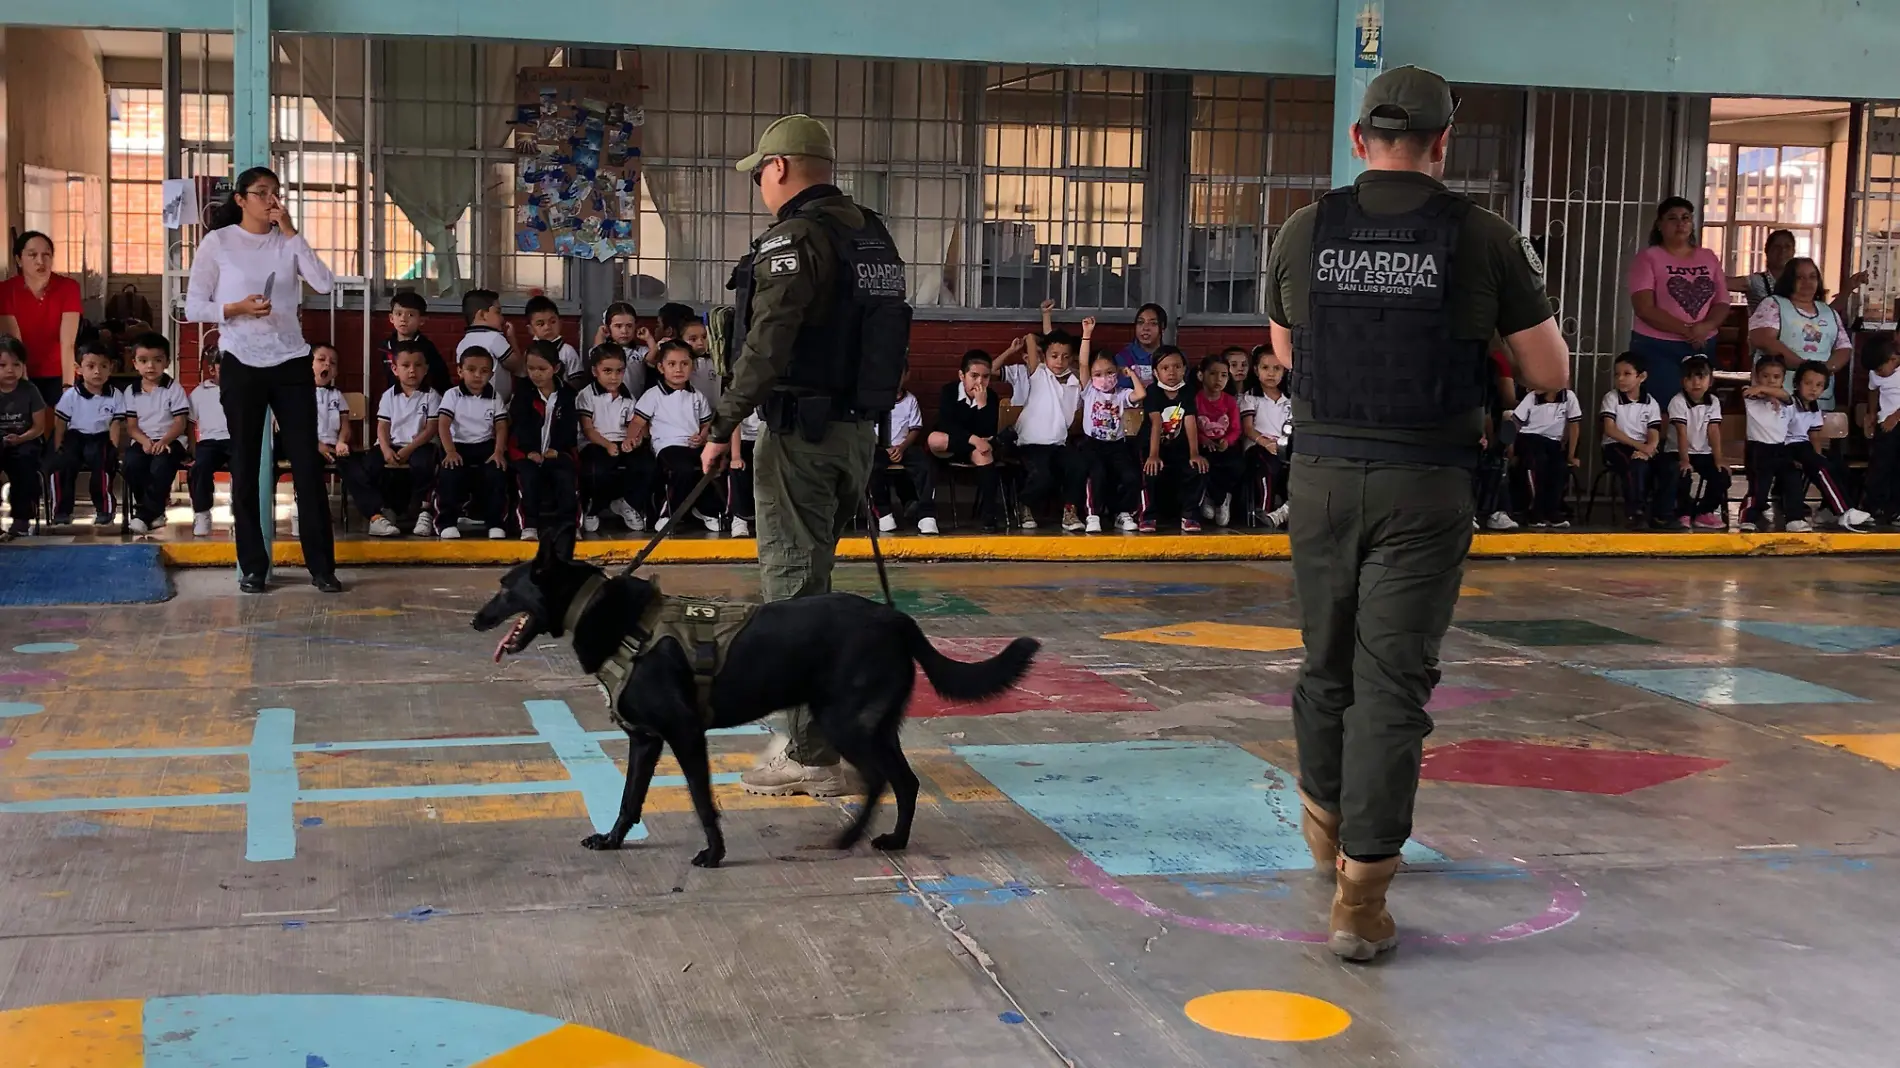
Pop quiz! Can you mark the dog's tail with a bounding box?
[906,619,1039,703]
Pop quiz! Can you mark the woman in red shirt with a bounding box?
[0,232,83,406]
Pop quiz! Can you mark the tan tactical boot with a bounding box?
[1298,790,1340,871]
[1327,856,1401,962]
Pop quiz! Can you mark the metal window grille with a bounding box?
[109,88,168,277]
[23,166,105,300]
[1852,107,1900,329]
[1705,142,1828,278]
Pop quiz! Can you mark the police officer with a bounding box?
[702,114,911,798]
[1265,66,1571,962]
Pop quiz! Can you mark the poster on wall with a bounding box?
[511,64,643,261]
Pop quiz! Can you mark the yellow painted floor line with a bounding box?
[149,530,1900,567]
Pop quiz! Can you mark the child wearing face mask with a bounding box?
[1139,347,1205,533]
[1070,318,1145,533]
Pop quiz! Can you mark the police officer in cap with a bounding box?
[703,114,911,798]
[1265,65,1570,962]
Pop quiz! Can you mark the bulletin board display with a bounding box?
[512,65,643,261]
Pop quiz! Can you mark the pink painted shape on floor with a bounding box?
[31,617,90,630]
[911,637,1155,717]
[0,670,66,686]
[0,738,13,750]
[1251,686,1517,713]
[1420,739,1728,795]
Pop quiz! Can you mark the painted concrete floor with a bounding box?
[3,558,1900,1065]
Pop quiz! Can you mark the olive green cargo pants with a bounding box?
[754,418,876,765]
[1287,454,1473,859]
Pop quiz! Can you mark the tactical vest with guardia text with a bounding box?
[1290,187,1489,466]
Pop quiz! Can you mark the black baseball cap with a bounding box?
[1357,65,1457,131]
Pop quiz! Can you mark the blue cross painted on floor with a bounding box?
[1715,620,1900,654]
[1593,667,1866,707]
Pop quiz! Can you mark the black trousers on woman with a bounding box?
[221,354,335,579]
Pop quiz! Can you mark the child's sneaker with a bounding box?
[916,517,938,536]
[127,517,148,535]
[1137,517,1157,534]
[1116,512,1138,532]
[1018,505,1037,530]
[439,525,461,539]
[368,516,399,537]
[1062,506,1085,532]
[696,510,722,533]
[730,517,751,538]
[1677,515,1693,529]
[877,512,897,533]
[290,512,300,537]
[1550,519,1571,529]
[52,513,72,526]
[1484,511,1518,530]
[610,499,643,531]
[1180,516,1202,533]
[1842,508,1875,532]
[1266,502,1290,529]
[581,513,600,533]
[1784,519,1814,533]
[1215,495,1232,528]
[1739,515,1760,533]
[193,511,213,537]
[488,527,506,540]
[6,522,27,539]
[93,512,115,527]
[1084,514,1103,534]
[413,513,436,537]
[1693,513,1725,530]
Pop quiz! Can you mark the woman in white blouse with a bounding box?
[185,166,342,594]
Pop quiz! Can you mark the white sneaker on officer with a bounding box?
[878,512,897,534]
[1843,508,1875,532]
[1485,511,1519,531]
[917,516,939,536]
[1085,514,1103,534]
[193,511,212,537]
[730,517,751,538]
[520,527,538,541]
[368,516,399,537]
[582,513,600,533]
[439,525,461,540]
[488,527,506,540]
[1115,512,1138,532]
[414,513,436,537]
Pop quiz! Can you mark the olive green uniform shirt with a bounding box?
[1266,169,1554,453]
[712,189,866,440]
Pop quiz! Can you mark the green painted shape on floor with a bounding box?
[1459,619,1658,647]
[834,586,989,616]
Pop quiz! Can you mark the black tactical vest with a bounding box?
[1290,187,1489,465]
[731,203,914,417]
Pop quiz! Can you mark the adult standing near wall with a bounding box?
[1266,66,1570,963]
[184,166,342,595]
[701,115,912,797]
[1628,197,1727,410]
[1750,257,1854,411]
[0,232,84,406]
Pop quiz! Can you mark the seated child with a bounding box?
[1862,335,1900,524]
[869,370,937,535]
[724,407,762,539]
[1664,355,1730,530]
[49,347,125,526]
[382,289,451,394]
[592,302,645,394]
[1778,360,1872,532]
[457,288,518,404]
[577,342,647,533]
[1739,355,1790,532]
[631,340,719,532]
[187,351,230,537]
[1139,346,1206,533]
[997,329,1082,531]
[291,342,352,538]
[343,340,440,537]
[680,318,722,408]
[1222,346,1250,397]
[1508,383,1582,528]
[1598,352,1662,527]
[1240,348,1290,528]
[929,350,1004,532]
[1070,318,1144,533]
[0,337,48,538]
[435,347,511,539]
[510,342,580,540]
[117,332,190,535]
[1194,354,1242,527]
[524,295,584,383]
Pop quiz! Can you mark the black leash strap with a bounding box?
[620,468,721,575]
[863,484,896,609]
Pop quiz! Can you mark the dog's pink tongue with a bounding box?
[493,616,522,663]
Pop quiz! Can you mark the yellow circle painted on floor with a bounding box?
[1184,989,1351,1042]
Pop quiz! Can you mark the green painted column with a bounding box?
[232,0,276,577]
[1330,0,1385,188]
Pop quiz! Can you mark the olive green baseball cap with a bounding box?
[735,114,835,172]
[1357,65,1457,131]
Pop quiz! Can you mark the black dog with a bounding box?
[473,529,1038,867]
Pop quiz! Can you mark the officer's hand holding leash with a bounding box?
[701,439,731,475]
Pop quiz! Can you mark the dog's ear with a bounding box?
[532,527,566,576]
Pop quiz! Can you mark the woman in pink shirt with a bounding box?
[1627,196,1729,411]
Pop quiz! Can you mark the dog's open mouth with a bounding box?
[493,613,535,662]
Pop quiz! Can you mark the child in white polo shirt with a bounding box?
[1861,335,1900,523]
[577,342,647,533]
[435,347,511,539]
[1739,355,1792,532]
[285,343,353,538]
[681,318,723,408]
[118,332,190,534]
[187,350,231,537]
[50,347,125,526]
[344,340,441,537]
[1778,361,1871,532]
[1508,383,1582,528]
[1240,347,1291,528]
[525,295,584,382]
[1598,352,1662,528]
[1072,318,1144,533]
[868,369,937,535]
[997,328,1082,530]
[631,340,718,532]
[1664,356,1729,530]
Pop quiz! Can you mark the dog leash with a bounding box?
[619,469,722,575]
[863,484,896,609]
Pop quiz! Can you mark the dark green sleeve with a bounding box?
[1266,204,1315,328]
[712,221,830,438]
[1489,221,1555,336]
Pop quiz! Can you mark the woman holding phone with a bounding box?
[184,166,342,594]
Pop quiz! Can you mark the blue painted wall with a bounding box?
[9,0,1900,99]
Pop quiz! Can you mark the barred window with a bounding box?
[109,87,233,277]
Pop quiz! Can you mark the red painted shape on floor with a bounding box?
[1420,739,1727,795]
[910,638,1155,717]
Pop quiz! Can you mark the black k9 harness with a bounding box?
[563,573,761,725]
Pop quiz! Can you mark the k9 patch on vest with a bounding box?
[768,252,801,275]
[1313,242,1444,299]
